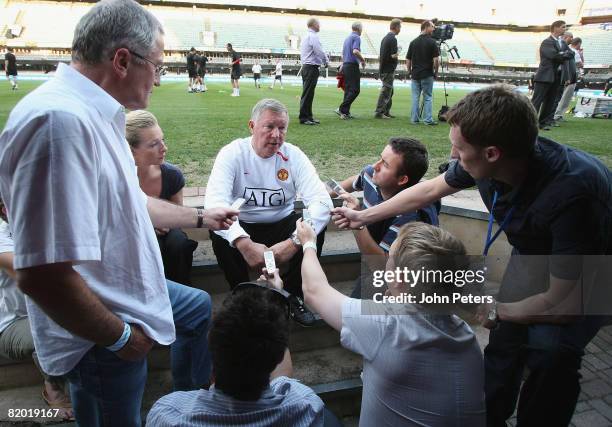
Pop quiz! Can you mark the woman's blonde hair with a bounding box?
[392,222,471,309]
[125,110,158,148]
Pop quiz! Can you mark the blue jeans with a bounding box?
[66,346,147,427]
[66,281,212,426]
[411,76,434,123]
[166,279,212,391]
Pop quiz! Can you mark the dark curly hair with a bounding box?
[209,286,289,401]
[387,137,429,188]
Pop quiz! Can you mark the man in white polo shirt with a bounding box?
[205,98,332,327]
[0,1,237,426]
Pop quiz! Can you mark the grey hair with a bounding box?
[125,110,158,148]
[307,17,319,28]
[390,18,402,30]
[251,99,289,123]
[72,0,164,65]
[563,31,573,38]
[352,21,362,32]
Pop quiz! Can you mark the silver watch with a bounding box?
[487,300,498,322]
[290,230,301,246]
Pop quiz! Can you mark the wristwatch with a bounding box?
[487,300,498,323]
[290,230,301,246]
[196,208,205,228]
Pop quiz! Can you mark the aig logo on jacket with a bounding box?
[243,187,287,207]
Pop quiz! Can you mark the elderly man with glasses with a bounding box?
[0,1,237,425]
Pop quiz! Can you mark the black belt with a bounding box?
[303,64,321,67]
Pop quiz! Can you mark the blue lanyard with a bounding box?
[483,191,515,256]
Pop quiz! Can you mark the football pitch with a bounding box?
[2,79,611,186]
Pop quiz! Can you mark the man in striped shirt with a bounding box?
[299,18,328,125]
[147,279,337,426]
[331,137,439,298]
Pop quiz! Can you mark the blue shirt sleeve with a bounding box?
[353,167,369,191]
[352,35,361,52]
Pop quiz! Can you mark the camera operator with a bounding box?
[406,20,440,126]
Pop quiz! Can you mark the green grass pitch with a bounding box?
[2,79,611,186]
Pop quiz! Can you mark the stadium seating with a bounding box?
[0,1,610,70]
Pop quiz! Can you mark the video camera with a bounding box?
[432,23,454,42]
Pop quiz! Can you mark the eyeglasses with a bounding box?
[128,49,166,77]
[232,281,291,319]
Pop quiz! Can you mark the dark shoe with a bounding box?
[374,114,390,119]
[311,119,320,124]
[386,113,396,118]
[300,120,316,125]
[424,121,438,126]
[539,124,551,131]
[289,295,316,327]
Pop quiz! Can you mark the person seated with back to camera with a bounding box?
[296,220,486,426]
[146,267,343,427]
[126,110,198,285]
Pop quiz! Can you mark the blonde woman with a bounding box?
[126,110,197,285]
[297,221,485,426]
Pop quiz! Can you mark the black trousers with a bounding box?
[532,72,562,126]
[375,71,395,115]
[158,228,198,285]
[339,62,361,115]
[485,317,607,426]
[210,212,326,296]
[299,64,320,122]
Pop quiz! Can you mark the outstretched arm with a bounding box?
[147,196,237,231]
[332,174,459,229]
[297,220,347,331]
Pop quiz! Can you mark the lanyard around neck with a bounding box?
[483,191,515,256]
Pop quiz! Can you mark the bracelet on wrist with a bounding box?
[196,208,204,228]
[302,241,317,252]
[107,322,131,352]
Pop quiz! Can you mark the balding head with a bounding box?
[306,18,321,31]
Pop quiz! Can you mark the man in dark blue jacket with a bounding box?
[531,20,574,130]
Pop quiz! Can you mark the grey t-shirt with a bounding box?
[341,298,485,426]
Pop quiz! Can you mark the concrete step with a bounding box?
[0,281,356,391]
[190,229,361,294]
